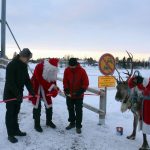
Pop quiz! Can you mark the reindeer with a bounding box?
[115,52,149,150]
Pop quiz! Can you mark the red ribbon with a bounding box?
[0,93,100,104]
[84,93,100,96]
[0,94,53,103]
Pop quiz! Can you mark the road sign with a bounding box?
[99,53,115,75]
[98,76,116,88]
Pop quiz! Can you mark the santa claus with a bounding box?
[128,75,150,133]
[29,58,59,132]
[128,72,150,149]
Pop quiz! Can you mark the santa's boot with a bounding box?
[34,119,43,132]
[46,107,56,128]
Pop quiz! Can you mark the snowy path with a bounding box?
[0,67,150,150]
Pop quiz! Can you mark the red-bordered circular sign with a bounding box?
[99,53,115,75]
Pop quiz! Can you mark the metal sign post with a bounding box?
[1,0,6,57]
[98,53,116,125]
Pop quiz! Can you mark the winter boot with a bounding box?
[14,130,27,136]
[46,121,56,129]
[46,107,56,128]
[76,128,81,134]
[34,119,43,132]
[66,123,75,130]
[8,136,18,143]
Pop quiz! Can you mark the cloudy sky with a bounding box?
[1,0,150,60]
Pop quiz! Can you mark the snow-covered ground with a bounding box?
[0,65,150,150]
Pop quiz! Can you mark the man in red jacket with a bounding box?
[30,58,59,132]
[63,58,89,134]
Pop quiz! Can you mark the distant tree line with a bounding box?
[30,56,98,67]
[115,57,150,69]
[29,55,150,69]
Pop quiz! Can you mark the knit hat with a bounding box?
[19,48,32,58]
[68,58,78,66]
[48,58,59,67]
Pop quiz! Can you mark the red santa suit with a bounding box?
[137,78,150,134]
[29,58,59,108]
[128,77,150,134]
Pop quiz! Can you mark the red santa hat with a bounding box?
[128,76,136,89]
[48,58,59,67]
[137,78,149,90]
[128,76,149,90]
[142,78,149,87]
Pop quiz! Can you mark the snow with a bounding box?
[0,65,150,150]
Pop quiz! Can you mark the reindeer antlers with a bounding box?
[115,67,124,82]
[123,51,133,79]
[115,51,133,82]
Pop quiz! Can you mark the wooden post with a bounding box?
[98,87,107,125]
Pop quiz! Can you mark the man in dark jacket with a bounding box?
[63,58,89,134]
[3,48,35,143]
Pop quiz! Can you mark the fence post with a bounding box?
[99,87,107,125]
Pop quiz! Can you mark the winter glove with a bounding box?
[75,88,85,96]
[31,91,35,97]
[16,94,23,103]
[29,90,36,98]
[64,89,69,94]
[136,76,143,84]
[51,89,58,98]
[64,89,70,97]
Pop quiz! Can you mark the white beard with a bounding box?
[42,59,58,82]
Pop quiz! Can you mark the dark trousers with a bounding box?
[33,100,53,122]
[5,101,21,136]
[66,97,83,128]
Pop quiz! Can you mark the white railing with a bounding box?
[0,58,9,68]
